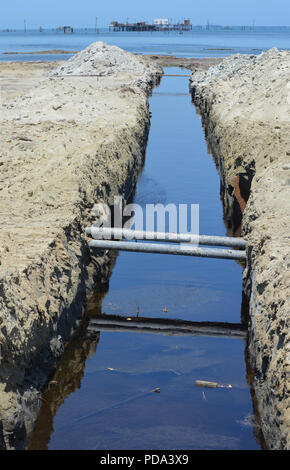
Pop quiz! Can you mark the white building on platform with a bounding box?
[153,18,169,26]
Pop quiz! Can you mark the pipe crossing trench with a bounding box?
[86,227,247,261]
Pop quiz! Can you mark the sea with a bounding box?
[0,26,289,62]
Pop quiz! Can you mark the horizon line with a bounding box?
[1,24,290,30]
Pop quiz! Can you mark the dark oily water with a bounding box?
[27,68,263,450]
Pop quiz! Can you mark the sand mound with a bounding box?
[191,47,290,122]
[51,41,153,77]
[50,41,162,92]
[192,47,288,89]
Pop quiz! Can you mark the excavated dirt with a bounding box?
[0,43,162,449]
[190,48,290,450]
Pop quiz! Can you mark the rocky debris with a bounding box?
[51,41,162,91]
[190,48,290,449]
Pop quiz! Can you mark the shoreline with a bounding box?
[2,50,78,55]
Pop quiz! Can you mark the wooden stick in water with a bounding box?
[195,380,232,389]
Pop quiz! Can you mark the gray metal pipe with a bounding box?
[88,316,247,339]
[89,239,246,261]
[86,227,247,249]
[88,324,246,339]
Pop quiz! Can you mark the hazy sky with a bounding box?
[1,0,289,29]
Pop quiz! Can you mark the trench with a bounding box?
[27,68,264,450]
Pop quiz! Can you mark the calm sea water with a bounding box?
[27,69,264,450]
[0,26,289,62]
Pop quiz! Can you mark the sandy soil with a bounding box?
[0,61,62,100]
[0,47,162,449]
[190,48,290,449]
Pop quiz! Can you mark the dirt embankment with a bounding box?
[0,42,162,449]
[190,48,290,449]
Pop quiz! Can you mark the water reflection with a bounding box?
[26,285,265,450]
[26,292,104,450]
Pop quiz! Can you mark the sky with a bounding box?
[1,0,289,29]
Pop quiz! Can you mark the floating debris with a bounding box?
[195,380,232,389]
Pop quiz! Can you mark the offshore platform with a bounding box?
[109,18,192,32]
